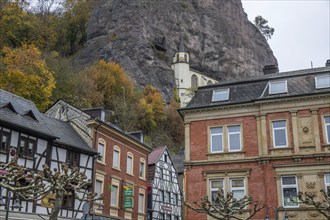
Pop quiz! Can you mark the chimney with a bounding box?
[263,65,278,74]
[326,59,330,67]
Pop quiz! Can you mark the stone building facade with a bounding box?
[179,64,330,219]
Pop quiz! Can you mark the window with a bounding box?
[97,141,105,162]
[165,214,171,220]
[212,89,229,102]
[159,168,163,179]
[316,75,330,89]
[172,193,178,205]
[324,116,330,144]
[164,191,170,203]
[126,153,133,175]
[207,80,213,85]
[228,125,241,151]
[110,179,120,207]
[0,127,10,152]
[210,125,242,153]
[113,146,120,169]
[191,74,198,89]
[281,176,298,207]
[62,188,74,209]
[325,174,330,193]
[272,120,288,148]
[95,180,103,197]
[230,178,245,200]
[138,192,145,213]
[18,134,36,157]
[210,127,223,152]
[159,190,164,202]
[269,81,287,94]
[139,159,146,179]
[210,179,224,205]
[67,150,80,167]
[160,213,165,220]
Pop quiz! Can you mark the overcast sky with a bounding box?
[241,0,330,72]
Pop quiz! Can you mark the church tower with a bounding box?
[172,36,191,107]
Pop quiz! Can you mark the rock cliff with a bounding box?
[75,0,277,100]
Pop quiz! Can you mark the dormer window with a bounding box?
[212,89,229,102]
[315,75,330,89]
[269,81,287,94]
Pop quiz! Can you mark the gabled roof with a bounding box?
[148,146,167,165]
[0,90,96,154]
[180,66,330,111]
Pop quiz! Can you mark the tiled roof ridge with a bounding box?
[0,89,36,106]
[200,66,330,89]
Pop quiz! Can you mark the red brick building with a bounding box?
[88,119,151,220]
[179,64,330,219]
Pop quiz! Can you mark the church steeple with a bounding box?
[178,35,185,52]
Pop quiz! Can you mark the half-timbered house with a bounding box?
[147,147,182,220]
[0,90,96,220]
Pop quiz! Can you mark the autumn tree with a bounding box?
[57,0,91,55]
[138,84,166,133]
[0,44,55,110]
[0,154,102,220]
[185,188,264,220]
[0,0,35,48]
[254,15,274,40]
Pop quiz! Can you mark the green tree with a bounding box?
[0,44,56,110]
[254,15,274,40]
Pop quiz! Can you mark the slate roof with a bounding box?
[171,150,184,174]
[0,90,96,154]
[148,146,166,165]
[181,66,330,110]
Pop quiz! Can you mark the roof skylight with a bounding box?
[212,89,229,102]
[315,74,330,89]
[269,81,287,94]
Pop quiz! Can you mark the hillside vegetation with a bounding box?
[0,0,184,152]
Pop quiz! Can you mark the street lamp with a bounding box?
[265,206,278,220]
[0,187,23,220]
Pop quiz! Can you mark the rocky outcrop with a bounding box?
[75,0,277,100]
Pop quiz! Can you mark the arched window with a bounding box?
[97,139,106,163]
[191,74,198,89]
[139,158,146,179]
[126,152,134,175]
[113,146,121,170]
[207,80,213,85]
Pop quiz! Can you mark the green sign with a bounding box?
[123,186,133,208]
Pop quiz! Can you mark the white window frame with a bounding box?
[110,179,120,207]
[97,140,106,163]
[325,173,330,193]
[269,80,287,94]
[212,89,229,102]
[112,146,120,170]
[139,158,146,179]
[210,127,224,153]
[315,75,330,89]
[228,125,242,152]
[324,116,330,144]
[164,191,170,203]
[230,178,246,201]
[281,176,299,208]
[138,188,145,214]
[272,120,288,148]
[209,179,224,205]
[126,152,134,175]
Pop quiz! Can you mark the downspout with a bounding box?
[91,122,102,214]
